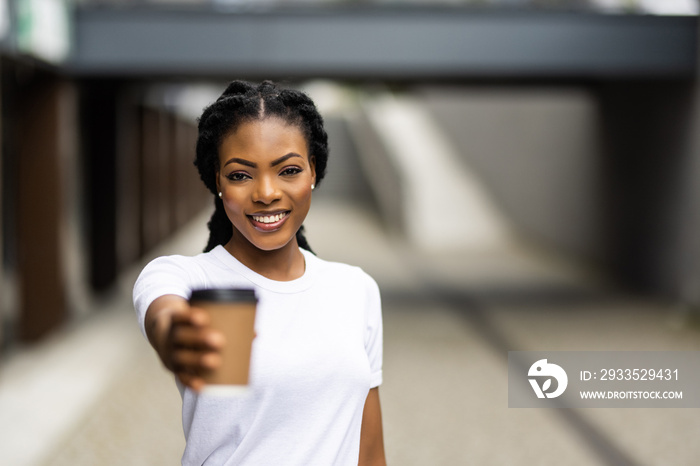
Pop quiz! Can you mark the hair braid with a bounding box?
[295,226,313,254]
[194,80,329,253]
[204,198,233,253]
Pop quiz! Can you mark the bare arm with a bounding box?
[359,387,387,466]
[144,294,224,391]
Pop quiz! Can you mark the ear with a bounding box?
[215,170,221,195]
[309,155,316,186]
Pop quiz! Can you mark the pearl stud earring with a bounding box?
[311,184,315,190]
[218,192,222,198]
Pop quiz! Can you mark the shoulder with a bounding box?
[305,251,379,293]
[140,252,201,275]
[133,249,220,312]
[137,248,222,284]
[144,253,196,269]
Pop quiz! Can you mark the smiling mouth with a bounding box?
[248,211,290,231]
[251,212,288,224]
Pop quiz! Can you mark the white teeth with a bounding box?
[252,212,286,224]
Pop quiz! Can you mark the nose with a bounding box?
[252,175,281,205]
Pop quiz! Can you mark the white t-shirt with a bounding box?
[133,246,383,465]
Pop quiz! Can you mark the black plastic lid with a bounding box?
[189,288,257,303]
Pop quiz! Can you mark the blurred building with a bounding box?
[0,0,698,354]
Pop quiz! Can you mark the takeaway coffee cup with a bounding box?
[189,288,257,395]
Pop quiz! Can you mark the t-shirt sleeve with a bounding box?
[363,273,383,388]
[132,255,196,339]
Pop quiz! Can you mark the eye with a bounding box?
[226,171,251,182]
[280,166,302,176]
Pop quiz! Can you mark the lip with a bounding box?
[247,210,290,232]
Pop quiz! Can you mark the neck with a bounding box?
[224,234,306,282]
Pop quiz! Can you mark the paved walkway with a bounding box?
[3,199,700,465]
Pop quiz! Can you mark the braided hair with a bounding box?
[194,80,329,253]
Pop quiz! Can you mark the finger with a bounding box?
[205,329,226,349]
[200,352,223,370]
[188,307,211,327]
[170,307,210,328]
[172,326,226,350]
[172,348,203,368]
[177,372,206,392]
[172,348,223,371]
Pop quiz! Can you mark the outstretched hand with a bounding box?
[146,296,225,392]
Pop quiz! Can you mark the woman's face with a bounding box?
[216,117,316,254]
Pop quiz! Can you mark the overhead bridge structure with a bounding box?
[68,5,697,80]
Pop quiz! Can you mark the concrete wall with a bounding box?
[418,80,700,297]
[419,86,603,261]
[301,114,374,207]
[676,28,700,308]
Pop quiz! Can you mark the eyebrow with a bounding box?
[224,153,303,168]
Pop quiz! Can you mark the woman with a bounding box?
[133,80,386,465]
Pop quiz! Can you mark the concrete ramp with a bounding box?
[351,93,512,252]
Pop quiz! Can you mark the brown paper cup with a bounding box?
[189,288,257,395]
